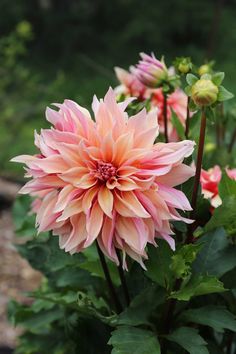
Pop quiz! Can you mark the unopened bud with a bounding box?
[191,79,218,106]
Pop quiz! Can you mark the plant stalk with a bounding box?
[185,96,190,139]
[163,92,169,143]
[186,108,207,243]
[116,249,130,306]
[96,241,122,313]
[228,127,236,153]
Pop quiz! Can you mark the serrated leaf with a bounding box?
[171,110,185,140]
[186,73,198,86]
[212,72,225,86]
[170,243,202,279]
[218,86,234,102]
[145,241,174,289]
[166,327,209,354]
[193,228,236,278]
[180,306,236,333]
[170,275,226,301]
[109,326,161,354]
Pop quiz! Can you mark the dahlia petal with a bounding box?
[98,186,114,218]
[119,191,150,218]
[85,202,104,247]
[155,164,195,187]
[57,198,83,221]
[158,185,192,211]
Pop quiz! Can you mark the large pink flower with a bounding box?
[12,88,195,268]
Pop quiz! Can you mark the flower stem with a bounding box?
[228,127,236,153]
[186,108,207,243]
[96,241,122,313]
[116,249,130,306]
[163,92,169,143]
[185,96,190,139]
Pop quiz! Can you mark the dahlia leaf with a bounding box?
[218,86,234,102]
[109,326,161,354]
[180,306,236,333]
[193,228,236,278]
[212,72,225,86]
[166,327,209,354]
[186,73,198,86]
[171,110,185,140]
[145,241,174,289]
[170,275,226,301]
[170,243,202,279]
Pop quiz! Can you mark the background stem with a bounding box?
[185,96,190,139]
[186,108,207,243]
[96,241,122,313]
[163,92,169,143]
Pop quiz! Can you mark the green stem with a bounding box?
[228,127,236,153]
[96,241,122,313]
[186,108,207,243]
[163,92,169,143]
[185,96,190,139]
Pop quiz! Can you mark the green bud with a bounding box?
[175,57,192,74]
[198,64,211,76]
[191,79,219,106]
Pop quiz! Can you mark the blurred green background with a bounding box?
[0,0,235,178]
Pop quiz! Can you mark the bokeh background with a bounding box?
[1,0,236,178]
[0,0,236,351]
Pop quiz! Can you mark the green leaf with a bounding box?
[193,228,236,278]
[113,285,165,326]
[205,106,215,123]
[218,86,234,102]
[185,85,191,96]
[109,326,161,354]
[212,72,225,86]
[145,241,174,289]
[186,73,198,86]
[166,327,209,354]
[170,243,202,279]
[170,275,226,301]
[180,306,236,333]
[219,172,236,196]
[204,197,236,235]
[203,174,236,235]
[171,110,185,140]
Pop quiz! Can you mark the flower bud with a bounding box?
[198,64,211,76]
[191,79,218,106]
[133,52,168,88]
[176,57,192,74]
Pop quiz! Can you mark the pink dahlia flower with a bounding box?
[150,88,188,141]
[12,88,195,268]
[200,165,222,208]
[114,66,147,99]
[132,52,168,88]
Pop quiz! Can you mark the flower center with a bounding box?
[96,161,117,181]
